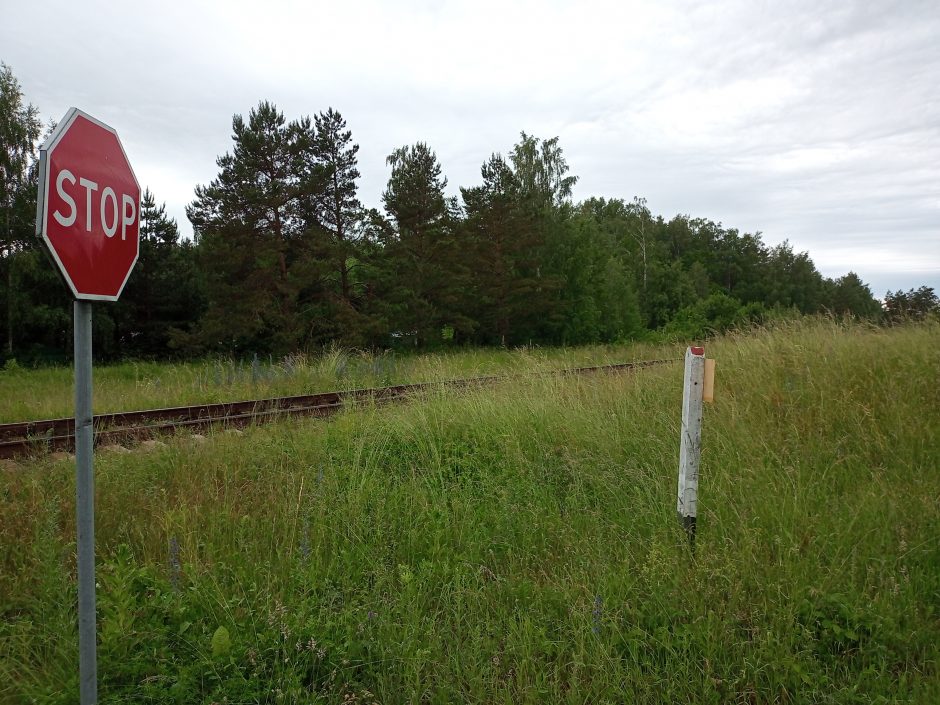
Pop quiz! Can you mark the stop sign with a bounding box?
[36,108,140,301]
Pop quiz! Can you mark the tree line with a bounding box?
[1,64,936,363]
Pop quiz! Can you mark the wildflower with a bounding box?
[267,600,290,638]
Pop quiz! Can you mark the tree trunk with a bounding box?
[639,219,648,292]
[333,165,351,302]
[5,254,12,357]
[4,210,12,357]
[641,239,647,292]
[271,207,288,280]
[340,258,350,302]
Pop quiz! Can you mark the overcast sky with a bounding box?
[3,0,938,295]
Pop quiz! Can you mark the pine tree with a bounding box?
[115,189,204,355]
[187,102,313,353]
[461,154,547,345]
[504,132,578,342]
[884,286,938,322]
[294,108,373,346]
[374,143,467,346]
[309,108,362,302]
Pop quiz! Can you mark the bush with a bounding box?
[662,292,766,339]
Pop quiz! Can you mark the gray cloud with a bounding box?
[3,0,937,295]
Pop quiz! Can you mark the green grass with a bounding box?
[1,319,938,703]
[0,341,674,422]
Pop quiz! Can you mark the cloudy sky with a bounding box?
[3,0,938,295]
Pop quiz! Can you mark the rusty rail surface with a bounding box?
[0,359,677,460]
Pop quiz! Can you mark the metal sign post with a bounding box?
[74,300,96,703]
[35,107,140,705]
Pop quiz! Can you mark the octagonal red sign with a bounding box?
[36,108,140,301]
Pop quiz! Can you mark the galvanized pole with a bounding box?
[677,346,705,547]
[74,300,97,704]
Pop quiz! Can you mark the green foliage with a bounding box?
[827,271,881,318]
[548,213,644,344]
[796,591,886,661]
[295,108,373,347]
[211,625,232,658]
[186,101,316,354]
[663,292,766,339]
[1,62,43,358]
[0,72,917,360]
[763,241,826,313]
[372,142,469,347]
[461,153,559,345]
[509,132,578,209]
[884,286,939,323]
[1,64,206,362]
[115,189,205,356]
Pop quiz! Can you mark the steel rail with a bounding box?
[0,358,677,460]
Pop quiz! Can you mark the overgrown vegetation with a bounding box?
[0,341,671,422]
[2,320,938,703]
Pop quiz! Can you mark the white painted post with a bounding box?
[677,346,705,545]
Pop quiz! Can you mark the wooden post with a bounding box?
[703,358,715,403]
[677,346,705,546]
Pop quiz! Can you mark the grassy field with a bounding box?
[0,342,675,423]
[1,320,938,703]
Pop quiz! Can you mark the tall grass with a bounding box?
[0,341,672,422]
[1,320,937,703]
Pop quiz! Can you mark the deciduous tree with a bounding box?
[0,63,41,358]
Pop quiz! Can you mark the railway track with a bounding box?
[0,359,677,460]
